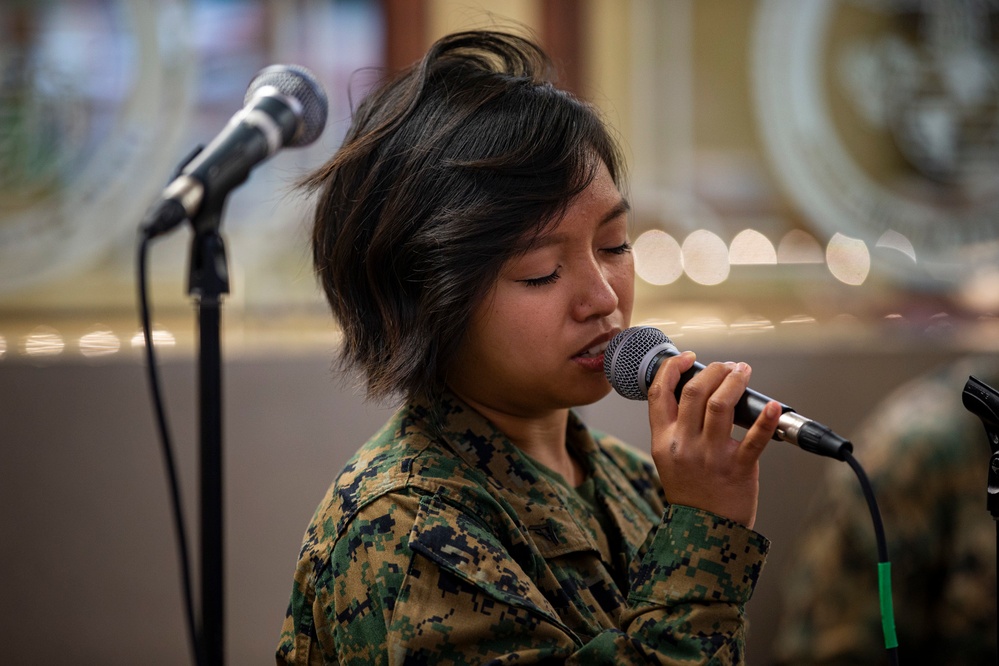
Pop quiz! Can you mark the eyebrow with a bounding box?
[528,197,631,250]
[601,198,631,226]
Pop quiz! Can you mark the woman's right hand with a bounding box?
[646,352,781,530]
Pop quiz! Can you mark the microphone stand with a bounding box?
[188,199,230,666]
[985,440,999,666]
[961,375,999,666]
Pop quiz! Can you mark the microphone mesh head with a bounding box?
[245,64,329,146]
[604,326,672,400]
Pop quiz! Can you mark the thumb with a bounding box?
[736,399,782,467]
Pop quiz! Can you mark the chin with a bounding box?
[566,380,613,409]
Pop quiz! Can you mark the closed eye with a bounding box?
[519,266,561,287]
[603,241,632,255]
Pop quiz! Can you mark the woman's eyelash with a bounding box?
[520,267,561,287]
[517,244,628,287]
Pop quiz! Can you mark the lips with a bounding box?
[575,340,609,359]
[571,334,615,374]
[572,332,617,360]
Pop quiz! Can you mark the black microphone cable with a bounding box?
[137,229,204,666]
[843,449,899,666]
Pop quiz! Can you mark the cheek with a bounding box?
[504,300,557,339]
[491,300,562,365]
[474,293,541,349]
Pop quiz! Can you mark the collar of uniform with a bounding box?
[569,421,664,567]
[415,392,604,558]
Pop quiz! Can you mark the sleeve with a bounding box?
[285,487,769,665]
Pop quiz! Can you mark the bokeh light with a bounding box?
[777,229,824,264]
[729,229,777,265]
[826,233,870,285]
[875,230,917,262]
[79,328,121,358]
[730,315,775,334]
[633,230,684,285]
[23,326,65,358]
[780,314,817,326]
[131,327,177,348]
[682,230,730,285]
[680,316,728,334]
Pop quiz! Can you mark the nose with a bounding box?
[572,256,620,321]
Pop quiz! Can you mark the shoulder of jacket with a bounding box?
[311,423,511,552]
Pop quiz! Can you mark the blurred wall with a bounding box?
[0,339,963,664]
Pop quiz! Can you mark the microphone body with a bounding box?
[605,326,852,460]
[143,64,328,238]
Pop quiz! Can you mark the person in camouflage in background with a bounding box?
[774,357,999,665]
[277,30,783,665]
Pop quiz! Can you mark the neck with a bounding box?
[454,398,584,487]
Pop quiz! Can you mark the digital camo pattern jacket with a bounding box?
[277,392,770,665]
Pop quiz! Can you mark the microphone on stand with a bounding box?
[142,64,329,239]
[604,326,853,460]
[135,63,329,666]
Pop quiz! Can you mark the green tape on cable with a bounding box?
[878,561,898,649]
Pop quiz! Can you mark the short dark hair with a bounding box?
[305,29,625,403]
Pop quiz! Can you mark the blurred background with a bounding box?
[1,0,997,663]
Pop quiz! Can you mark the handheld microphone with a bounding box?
[142,64,329,238]
[604,326,852,460]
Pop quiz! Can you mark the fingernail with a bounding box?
[735,362,749,374]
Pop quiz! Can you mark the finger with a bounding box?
[674,361,734,434]
[700,362,753,443]
[647,351,696,434]
[736,399,782,467]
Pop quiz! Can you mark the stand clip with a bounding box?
[962,375,999,519]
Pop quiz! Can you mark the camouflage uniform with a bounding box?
[774,358,999,665]
[277,392,770,665]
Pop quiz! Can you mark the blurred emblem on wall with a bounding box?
[753,0,999,290]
